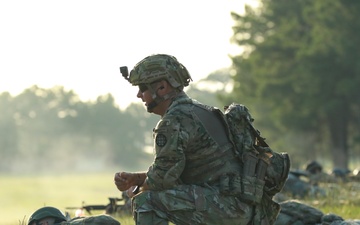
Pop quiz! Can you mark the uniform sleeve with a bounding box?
[145,115,188,190]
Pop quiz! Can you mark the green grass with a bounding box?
[0,172,127,225]
[300,182,360,220]
[1,173,359,225]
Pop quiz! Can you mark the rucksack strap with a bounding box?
[192,105,232,148]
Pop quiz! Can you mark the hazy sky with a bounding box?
[0,0,253,109]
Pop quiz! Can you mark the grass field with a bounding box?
[0,172,127,225]
[301,182,360,219]
[1,172,359,225]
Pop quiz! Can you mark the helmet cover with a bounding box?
[28,206,67,225]
[129,54,192,89]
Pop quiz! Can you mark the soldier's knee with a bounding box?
[134,211,169,225]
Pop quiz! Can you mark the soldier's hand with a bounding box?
[126,185,138,198]
[114,172,146,192]
[114,172,134,191]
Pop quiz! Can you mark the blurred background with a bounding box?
[1,0,360,224]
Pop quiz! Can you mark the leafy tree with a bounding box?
[0,86,157,173]
[0,92,19,171]
[187,68,234,109]
[230,0,360,169]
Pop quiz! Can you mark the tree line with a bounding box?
[229,0,360,170]
[0,85,157,173]
[0,74,228,174]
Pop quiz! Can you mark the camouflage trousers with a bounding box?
[132,184,253,225]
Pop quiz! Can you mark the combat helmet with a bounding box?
[28,206,67,225]
[121,54,192,112]
[128,54,192,89]
[306,161,322,174]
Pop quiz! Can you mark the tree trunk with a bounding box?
[327,102,349,170]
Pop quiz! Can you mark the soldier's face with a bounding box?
[31,217,56,225]
[137,85,154,108]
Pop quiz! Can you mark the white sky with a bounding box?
[0,0,254,109]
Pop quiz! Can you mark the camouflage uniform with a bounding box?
[132,93,253,225]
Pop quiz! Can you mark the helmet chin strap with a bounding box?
[146,90,178,112]
[146,99,159,112]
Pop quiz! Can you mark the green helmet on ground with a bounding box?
[129,54,192,89]
[306,160,322,174]
[28,206,67,225]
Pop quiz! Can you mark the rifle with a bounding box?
[66,197,130,215]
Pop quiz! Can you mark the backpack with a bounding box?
[59,215,120,225]
[182,100,290,224]
[223,103,290,197]
[222,103,291,224]
[191,101,290,202]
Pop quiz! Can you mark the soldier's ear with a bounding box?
[159,80,170,90]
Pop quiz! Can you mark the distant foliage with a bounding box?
[0,80,227,174]
[0,86,158,173]
[230,0,360,169]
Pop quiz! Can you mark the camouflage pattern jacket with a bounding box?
[145,93,241,190]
